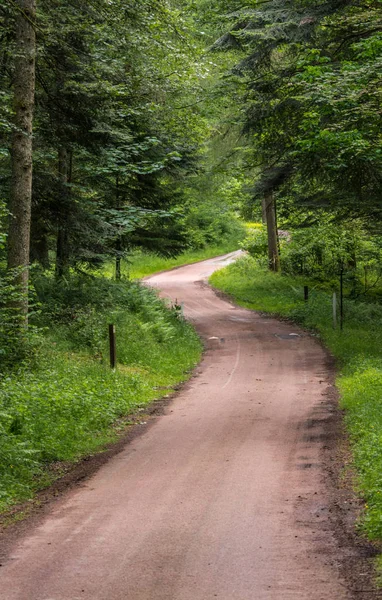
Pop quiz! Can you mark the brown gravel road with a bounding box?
[0,252,352,599]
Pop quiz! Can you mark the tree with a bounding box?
[193,0,382,276]
[27,0,211,277]
[7,0,36,318]
[218,0,382,221]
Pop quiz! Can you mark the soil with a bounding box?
[0,251,381,599]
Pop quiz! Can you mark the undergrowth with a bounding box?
[102,240,241,280]
[210,256,382,544]
[0,276,201,512]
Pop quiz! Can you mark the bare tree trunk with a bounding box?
[7,0,36,319]
[115,174,122,281]
[55,147,70,279]
[264,190,280,272]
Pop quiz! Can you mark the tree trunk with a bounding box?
[55,147,70,279]
[7,0,36,319]
[115,174,122,281]
[264,190,280,272]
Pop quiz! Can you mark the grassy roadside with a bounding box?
[210,256,382,554]
[0,277,202,513]
[1,241,244,514]
[102,242,240,280]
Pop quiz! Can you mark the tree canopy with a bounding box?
[1,0,381,312]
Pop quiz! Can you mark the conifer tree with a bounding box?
[7,0,36,318]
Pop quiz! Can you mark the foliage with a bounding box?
[211,256,382,543]
[180,200,244,250]
[1,0,382,550]
[281,220,382,287]
[0,0,218,276]
[239,223,268,261]
[240,217,382,294]
[208,0,382,221]
[0,0,245,511]
[0,202,41,368]
[102,233,244,280]
[33,274,197,363]
[0,274,202,510]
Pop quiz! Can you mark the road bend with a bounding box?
[0,252,349,599]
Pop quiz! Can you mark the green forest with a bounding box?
[1,0,382,570]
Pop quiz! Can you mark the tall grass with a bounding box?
[210,256,382,544]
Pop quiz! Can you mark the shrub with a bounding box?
[0,273,202,510]
[240,224,268,259]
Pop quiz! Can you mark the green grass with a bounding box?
[102,242,240,280]
[0,277,202,512]
[210,256,382,544]
[2,240,248,513]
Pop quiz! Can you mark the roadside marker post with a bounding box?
[109,324,117,369]
[332,292,337,329]
[340,269,344,331]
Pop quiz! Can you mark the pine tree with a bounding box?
[7,0,36,319]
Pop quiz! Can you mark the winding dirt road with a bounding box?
[0,253,351,599]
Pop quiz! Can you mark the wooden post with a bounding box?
[333,292,337,329]
[340,269,344,331]
[304,286,309,302]
[109,324,116,369]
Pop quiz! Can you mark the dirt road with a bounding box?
[1,253,351,599]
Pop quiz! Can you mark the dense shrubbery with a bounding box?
[280,223,382,288]
[34,275,200,372]
[0,205,41,369]
[241,220,382,296]
[0,270,36,368]
[0,275,201,510]
[239,224,268,263]
[181,202,245,251]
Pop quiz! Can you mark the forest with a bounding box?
[1,0,382,568]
